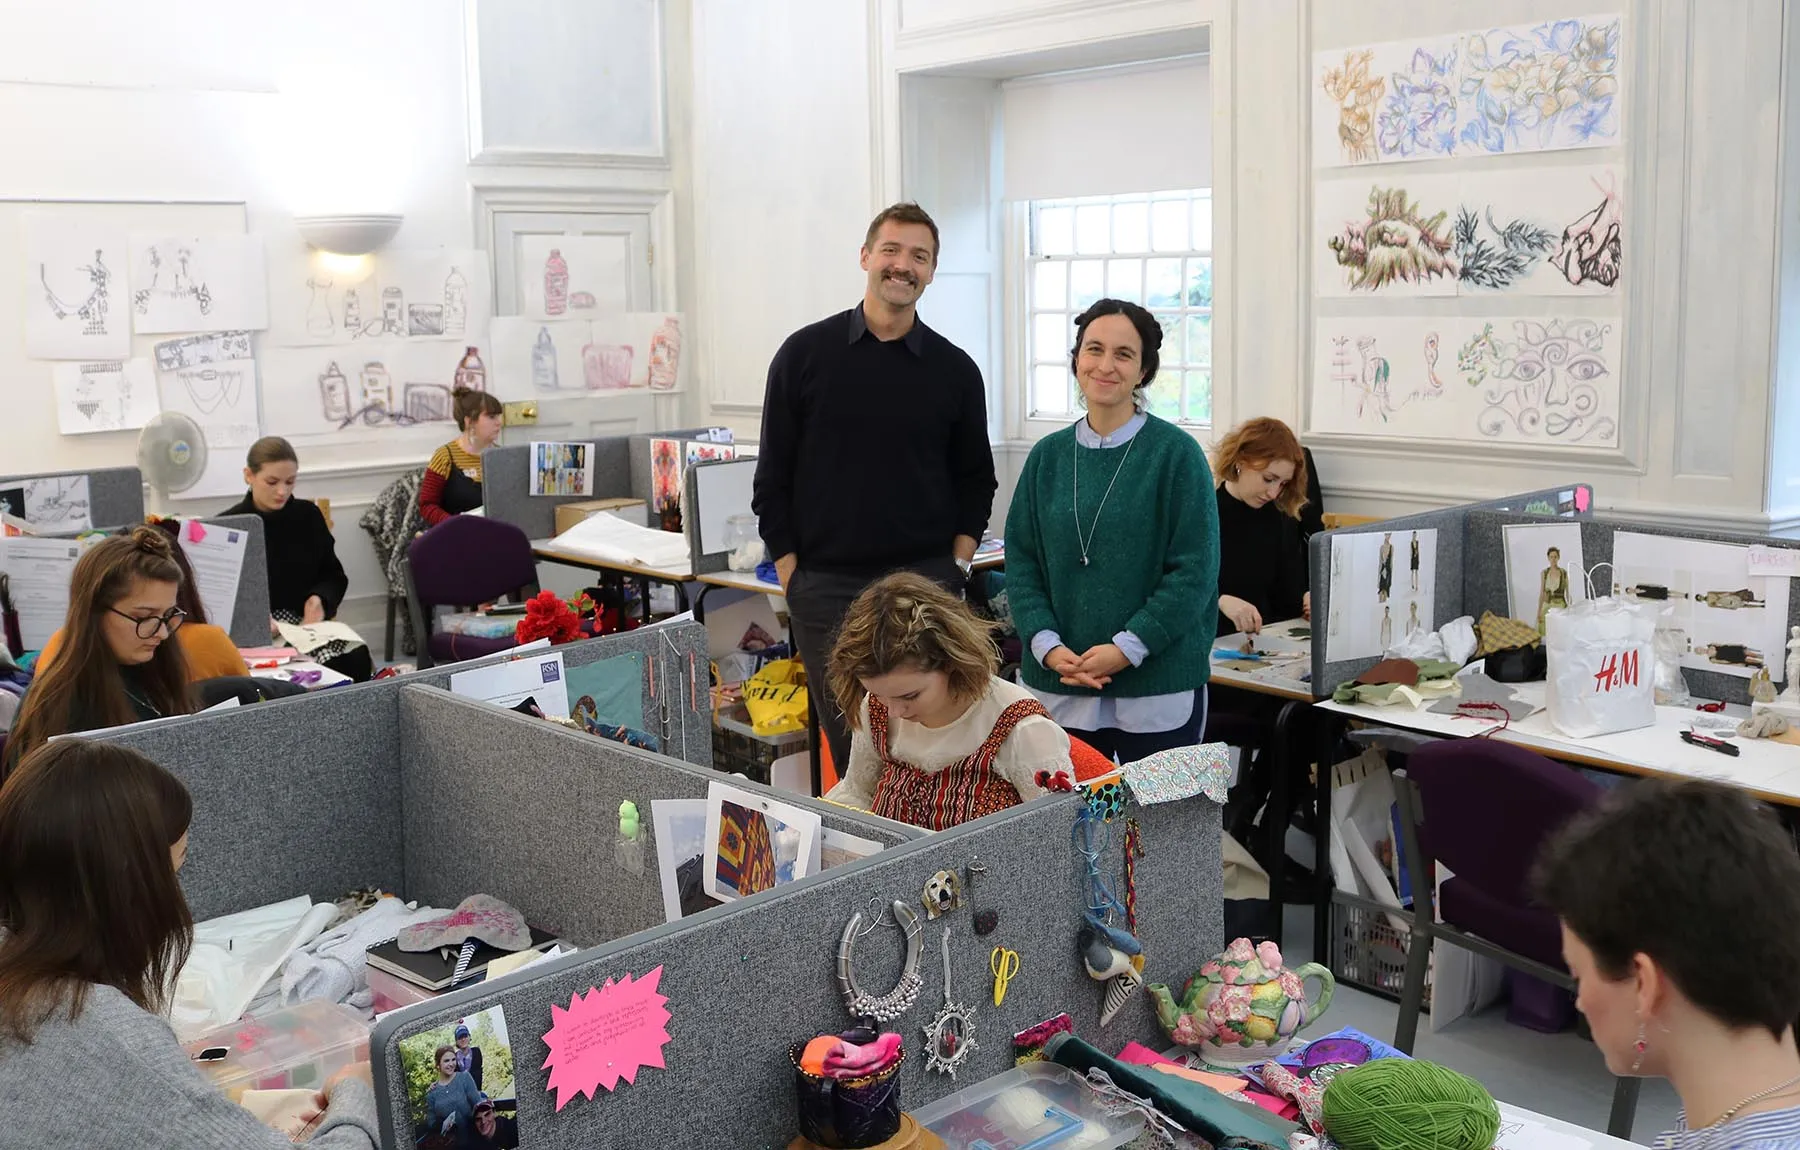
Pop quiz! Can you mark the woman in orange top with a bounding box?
[36,521,248,683]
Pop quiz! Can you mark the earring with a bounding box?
[1631,1020,1648,1073]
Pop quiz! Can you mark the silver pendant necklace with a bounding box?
[1073,422,1136,567]
[1684,1071,1800,1149]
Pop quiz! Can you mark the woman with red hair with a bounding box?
[1211,418,1311,640]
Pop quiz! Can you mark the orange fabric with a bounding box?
[37,623,249,683]
[799,1035,837,1077]
[1067,736,1117,782]
[819,737,840,794]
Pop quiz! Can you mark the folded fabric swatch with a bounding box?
[399,894,531,953]
[822,1032,903,1078]
[799,1035,837,1077]
[1476,610,1541,655]
[1122,744,1230,804]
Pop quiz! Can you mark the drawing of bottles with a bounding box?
[443,267,468,336]
[360,363,393,413]
[381,287,405,335]
[583,342,632,390]
[532,327,559,391]
[306,278,334,337]
[455,346,486,391]
[544,249,569,316]
[343,286,362,336]
[647,317,681,391]
[319,362,350,423]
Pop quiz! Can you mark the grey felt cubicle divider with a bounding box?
[94,683,406,923]
[1464,509,1800,707]
[683,456,756,575]
[1308,484,1594,694]
[372,791,1224,1150]
[400,618,714,766]
[0,465,146,528]
[85,622,715,923]
[199,512,273,647]
[481,438,634,541]
[395,685,919,946]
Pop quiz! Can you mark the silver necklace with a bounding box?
[836,900,923,1023]
[1689,1072,1800,1145]
[1073,424,1136,567]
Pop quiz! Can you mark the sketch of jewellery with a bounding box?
[175,365,247,415]
[1457,319,1615,443]
[134,244,212,317]
[41,249,113,335]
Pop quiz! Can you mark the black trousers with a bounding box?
[784,557,961,771]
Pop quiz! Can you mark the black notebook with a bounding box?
[366,925,561,991]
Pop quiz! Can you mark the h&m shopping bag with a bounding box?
[1544,579,1656,737]
[743,657,809,737]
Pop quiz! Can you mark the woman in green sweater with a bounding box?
[1004,298,1220,763]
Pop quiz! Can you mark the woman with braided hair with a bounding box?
[823,572,1069,830]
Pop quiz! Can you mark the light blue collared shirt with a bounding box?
[1024,413,1196,737]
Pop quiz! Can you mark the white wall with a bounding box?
[687,0,876,441]
[688,0,1800,533]
[1,1,694,621]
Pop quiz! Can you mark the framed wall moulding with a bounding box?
[463,0,670,168]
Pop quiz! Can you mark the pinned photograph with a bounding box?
[1502,522,1587,635]
[398,1004,522,1148]
[701,779,821,902]
[652,798,722,923]
[529,441,595,497]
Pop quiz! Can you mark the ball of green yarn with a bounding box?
[1322,1059,1500,1150]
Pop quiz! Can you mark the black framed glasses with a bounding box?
[110,606,187,639]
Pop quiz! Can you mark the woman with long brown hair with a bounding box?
[825,572,1067,830]
[0,740,378,1146]
[6,527,196,772]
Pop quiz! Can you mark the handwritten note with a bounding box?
[542,966,671,1110]
[1748,545,1800,578]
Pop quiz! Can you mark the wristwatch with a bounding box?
[955,557,974,581]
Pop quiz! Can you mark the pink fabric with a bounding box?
[1117,1041,1180,1069]
[821,1032,903,1078]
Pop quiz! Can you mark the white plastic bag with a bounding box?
[1545,588,1657,738]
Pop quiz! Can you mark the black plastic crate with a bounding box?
[710,702,807,785]
[1329,890,1431,1009]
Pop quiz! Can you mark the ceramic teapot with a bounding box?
[1147,937,1334,1067]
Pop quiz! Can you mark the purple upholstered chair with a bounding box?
[404,516,541,668]
[1392,739,1640,1138]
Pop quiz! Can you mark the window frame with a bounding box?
[1013,188,1214,439]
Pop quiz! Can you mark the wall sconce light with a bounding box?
[294,213,404,257]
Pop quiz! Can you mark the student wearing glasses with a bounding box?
[5,529,198,773]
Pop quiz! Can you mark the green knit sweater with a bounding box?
[1004,414,1220,697]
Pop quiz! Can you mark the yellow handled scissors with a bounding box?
[990,946,1020,1006]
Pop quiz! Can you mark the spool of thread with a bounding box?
[1322,1059,1500,1150]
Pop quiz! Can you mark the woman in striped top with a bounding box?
[419,388,503,526]
[1535,779,1800,1148]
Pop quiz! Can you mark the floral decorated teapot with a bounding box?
[1147,938,1334,1067]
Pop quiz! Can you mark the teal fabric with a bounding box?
[1045,1034,1297,1146]
[565,651,646,732]
[1005,414,1220,698]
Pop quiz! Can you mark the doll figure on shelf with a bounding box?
[1781,626,1800,703]
[1750,666,1777,704]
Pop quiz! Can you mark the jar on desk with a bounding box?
[727,513,764,572]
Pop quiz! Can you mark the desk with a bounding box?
[531,541,696,622]
[1211,619,1315,947]
[1307,686,1800,968]
[1496,1100,1639,1150]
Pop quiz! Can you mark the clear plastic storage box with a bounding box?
[181,1000,371,1100]
[908,1062,1146,1149]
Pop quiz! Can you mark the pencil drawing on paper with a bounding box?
[41,249,114,336]
[1458,319,1616,443]
[316,358,454,430]
[65,362,145,432]
[1320,50,1384,164]
[25,476,90,529]
[1377,45,1458,160]
[1459,18,1621,154]
[175,364,248,416]
[1450,205,1555,292]
[133,245,212,318]
[1327,187,1457,291]
[583,342,633,390]
[648,317,682,391]
[1328,332,1445,423]
[154,331,253,372]
[532,327,559,391]
[1551,175,1622,288]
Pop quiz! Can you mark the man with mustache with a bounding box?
[753,203,997,773]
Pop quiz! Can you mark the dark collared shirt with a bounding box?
[753,304,996,576]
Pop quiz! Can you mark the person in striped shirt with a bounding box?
[419,388,503,526]
[1536,779,1800,1147]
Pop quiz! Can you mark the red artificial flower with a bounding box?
[515,589,584,645]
